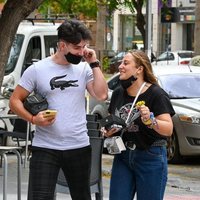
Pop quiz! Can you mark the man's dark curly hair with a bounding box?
[57,19,92,45]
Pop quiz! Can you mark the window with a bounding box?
[159,74,200,98]
[22,36,41,75]
[44,35,58,56]
[5,34,24,75]
[157,52,174,61]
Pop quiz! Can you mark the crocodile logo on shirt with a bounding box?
[50,74,79,90]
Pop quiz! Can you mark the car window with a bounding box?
[111,52,126,62]
[44,35,58,56]
[22,36,41,75]
[159,74,200,98]
[116,52,125,58]
[108,74,120,90]
[5,34,24,75]
[157,52,174,61]
[178,52,194,58]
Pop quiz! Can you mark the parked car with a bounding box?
[152,50,194,66]
[89,65,200,163]
[109,51,126,73]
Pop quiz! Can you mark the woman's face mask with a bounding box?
[120,75,137,89]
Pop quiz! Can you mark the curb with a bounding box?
[102,154,113,177]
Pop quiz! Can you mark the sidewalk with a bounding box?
[0,153,113,200]
[1,153,200,200]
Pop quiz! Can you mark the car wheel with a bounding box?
[167,130,183,164]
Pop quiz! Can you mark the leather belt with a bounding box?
[151,140,167,147]
[125,139,167,151]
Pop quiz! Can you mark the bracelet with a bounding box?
[147,112,159,129]
[142,112,158,129]
[142,118,152,126]
[31,115,35,124]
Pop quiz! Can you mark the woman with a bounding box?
[105,50,175,200]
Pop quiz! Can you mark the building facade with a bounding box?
[111,0,196,56]
[152,0,196,56]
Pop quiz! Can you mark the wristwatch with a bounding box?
[89,60,100,69]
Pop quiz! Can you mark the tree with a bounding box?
[96,0,107,60]
[38,0,146,49]
[108,0,146,47]
[38,0,97,19]
[0,0,44,87]
[194,0,200,55]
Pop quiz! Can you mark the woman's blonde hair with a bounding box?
[128,50,158,85]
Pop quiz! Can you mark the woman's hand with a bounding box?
[101,126,121,137]
[137,105,151,123]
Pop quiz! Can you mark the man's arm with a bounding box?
[83,47,108,101]
[9,85,55,126]
[86,67,108,101]
[9,85,33,123]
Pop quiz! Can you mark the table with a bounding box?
[0,146,22,200]
[0,114,31,168]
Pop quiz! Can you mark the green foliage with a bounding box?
[38,0,97,19]
[102,56,110,73]
[38,0,153,19]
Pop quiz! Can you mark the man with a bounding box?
[9,19,108,200]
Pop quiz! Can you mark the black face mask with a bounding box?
[120,75,137,89]
[64,52,83,64]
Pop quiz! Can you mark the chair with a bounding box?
[56,136,104,200]
[87,121,100,130]
[87,129,101,137]
[86,114,98,122]
[0,119,33,147]
[86,114,102,137]
[0,118,33,166]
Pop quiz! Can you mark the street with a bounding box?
[165,157,200,200]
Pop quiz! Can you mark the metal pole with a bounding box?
[145,0,152,59]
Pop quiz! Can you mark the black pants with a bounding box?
[28,145,92,200]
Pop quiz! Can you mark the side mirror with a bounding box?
[1,87,14,99]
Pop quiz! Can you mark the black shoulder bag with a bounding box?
[24,93,48,115]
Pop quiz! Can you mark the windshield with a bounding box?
[5,34,24,75]
[159,74,200,98]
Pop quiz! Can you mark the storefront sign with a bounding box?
[161,7,195,23]
[177,7,195,22]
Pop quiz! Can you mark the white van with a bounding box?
[0,20,60,138]
[2,20,60,90]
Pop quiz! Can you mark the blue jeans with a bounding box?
[109,146,168,200]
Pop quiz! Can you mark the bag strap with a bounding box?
[125,82,146,125]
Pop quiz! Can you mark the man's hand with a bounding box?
[83,47,97,63]
[32,111,56,126]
